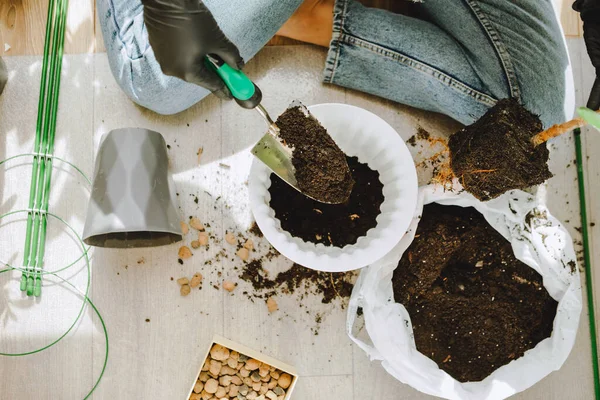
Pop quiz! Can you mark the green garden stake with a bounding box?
[34,277,42,297]
[19,0,68,296]
[578,107,600,130]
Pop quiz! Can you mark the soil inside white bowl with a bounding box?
[268,156,384,247]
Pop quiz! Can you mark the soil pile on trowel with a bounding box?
[449,98,552,201]
[269,156,384,247]
[392,204,557,382]
[276,105,354,204]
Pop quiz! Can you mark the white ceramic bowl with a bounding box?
[249,103,418,272]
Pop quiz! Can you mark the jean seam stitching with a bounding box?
[338,34,498,106]
[106,0,150,61]
[325,0,349,83]
[462,0,521,100]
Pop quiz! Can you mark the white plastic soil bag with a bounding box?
[347,185,582,400]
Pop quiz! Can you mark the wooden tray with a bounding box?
[188,335,298,399]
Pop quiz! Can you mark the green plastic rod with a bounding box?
[575,127,600,400]
[21,0,57,291]
[578,107,600,130]
[27,0,64,296]
[33,0,68,297]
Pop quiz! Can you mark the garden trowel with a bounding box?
[205,55,349,204]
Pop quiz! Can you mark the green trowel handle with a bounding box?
[205,55,263,109]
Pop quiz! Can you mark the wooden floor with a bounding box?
[0,1,598,400]
[0,0,585,56]
[0,43,596,400]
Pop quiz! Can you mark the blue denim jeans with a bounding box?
[97,0,571,126]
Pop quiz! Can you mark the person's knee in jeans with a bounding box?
[96,0,208,115]
[97,0,302,115]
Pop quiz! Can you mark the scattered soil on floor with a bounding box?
[269,156,384,247]
[449,98,552,201]
[392,203,557,382]
[249,222,263,238]
[240,260,356,304]
[276,106,354,204]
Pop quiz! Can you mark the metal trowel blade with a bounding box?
[251,100,350,204]
[251,123,298,188]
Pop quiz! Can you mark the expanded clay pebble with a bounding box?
[179,246,192,259]
[215,386,227,398]
[266,297,278,313]
[177,277,190,286]
[205,379,218,394]
[191,347,292,400]
[245,359,260,370]
[278,374,291,389]
[236,248,249,261]
[243,239,254,251]
[266,391,277,400]
[227,357,238,369]
[211,344,230,361]
[180,284,191,296]
[190,217,205,231]
[191,240,201,249]
[198,232,209,246]
[225,232,237,245]
[191,273,203,288]
[223,281,236,292]
[210,360,222,376]
[181,221,190,235]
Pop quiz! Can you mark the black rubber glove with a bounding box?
[574,0,600,109]
[141,0,244,99]
[0,57,7,96]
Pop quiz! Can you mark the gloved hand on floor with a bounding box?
[141,0,244,99]
[0,56,7,96]
[574,0,600,109]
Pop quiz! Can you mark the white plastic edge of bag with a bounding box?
[347,184,582,400]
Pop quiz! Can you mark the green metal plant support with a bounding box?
[575,127,600,399]
[20,0,68,296]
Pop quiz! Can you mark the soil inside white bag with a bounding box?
[392,203,557,382]
[348,185,581,400]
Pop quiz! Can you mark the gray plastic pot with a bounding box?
[83,128,182,248]
[0,56,7,96]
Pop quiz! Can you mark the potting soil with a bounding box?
[268,156,383,247]
[392,203,557,382]
[240,260,356,304]
[276,106,354,204]
[449,98,552,201]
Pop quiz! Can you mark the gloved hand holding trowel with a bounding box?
[84,0,353,249]
[141,0,353,205]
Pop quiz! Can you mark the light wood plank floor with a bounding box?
[0,41,597,400]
